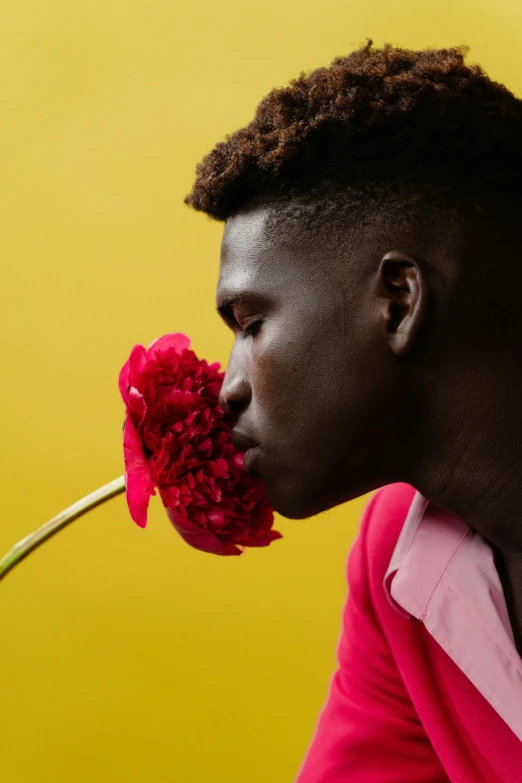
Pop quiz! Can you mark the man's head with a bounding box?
[186,40,522,520]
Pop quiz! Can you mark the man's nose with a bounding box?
[218,363,250,417]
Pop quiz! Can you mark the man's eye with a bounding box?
[242,319,262,338]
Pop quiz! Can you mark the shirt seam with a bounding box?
[419,527,473,621]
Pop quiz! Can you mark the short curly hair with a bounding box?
[186,39,522,242]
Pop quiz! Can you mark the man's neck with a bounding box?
[401,359,522,556]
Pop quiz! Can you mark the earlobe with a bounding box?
[377,250,429,357]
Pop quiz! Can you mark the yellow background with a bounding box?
[1,2,521,781]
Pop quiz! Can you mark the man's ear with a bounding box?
[375,250,430,357]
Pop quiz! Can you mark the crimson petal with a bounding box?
[166,508,242,556]
[147,333,191,358]
[123,416,156,528]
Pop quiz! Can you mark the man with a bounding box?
[186,39,522,781]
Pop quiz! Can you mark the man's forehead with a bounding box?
[218,208,277,297]
[220,207,274,262]
[216,201,331,304]
[216,270,266,306]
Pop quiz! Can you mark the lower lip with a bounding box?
[243,446,260,474]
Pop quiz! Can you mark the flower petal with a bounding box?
[118,359,131,402]
[129,343,147,383]
[165,507,243,556]
[123,416,156,528]
[119,343,148,402]
[127,386,147,428]
[147,333,191,358]
[242,529,283,547]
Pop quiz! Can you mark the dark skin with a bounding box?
[216,202,522,656]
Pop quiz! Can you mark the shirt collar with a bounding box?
[382,488,522,743]
[384,490,474,620]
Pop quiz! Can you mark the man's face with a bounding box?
[216,204,405,519]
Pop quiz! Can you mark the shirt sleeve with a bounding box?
[293,489,450,783]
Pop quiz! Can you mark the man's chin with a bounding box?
[265,485,331,521]
[259,458,359,519]
[266,475,377,520]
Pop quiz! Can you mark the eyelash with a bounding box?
[242,319,262,338]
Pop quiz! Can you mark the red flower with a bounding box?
[118,333,281,556]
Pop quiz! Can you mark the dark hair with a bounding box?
[185,39,522,243]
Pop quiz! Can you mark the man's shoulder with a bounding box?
[365,482,417,531]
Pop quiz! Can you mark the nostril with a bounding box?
[228,399,243,416]
[218,396,241,418]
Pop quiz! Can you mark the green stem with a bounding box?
[0,475,126,583]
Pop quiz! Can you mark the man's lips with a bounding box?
[231,429,259,452]
[242,445,261,476]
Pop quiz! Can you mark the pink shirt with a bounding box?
[294,482,522,782]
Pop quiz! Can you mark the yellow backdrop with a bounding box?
[1,2,521,781]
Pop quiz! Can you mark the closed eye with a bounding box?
[216,296,264,338]
[242,318,262,338]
